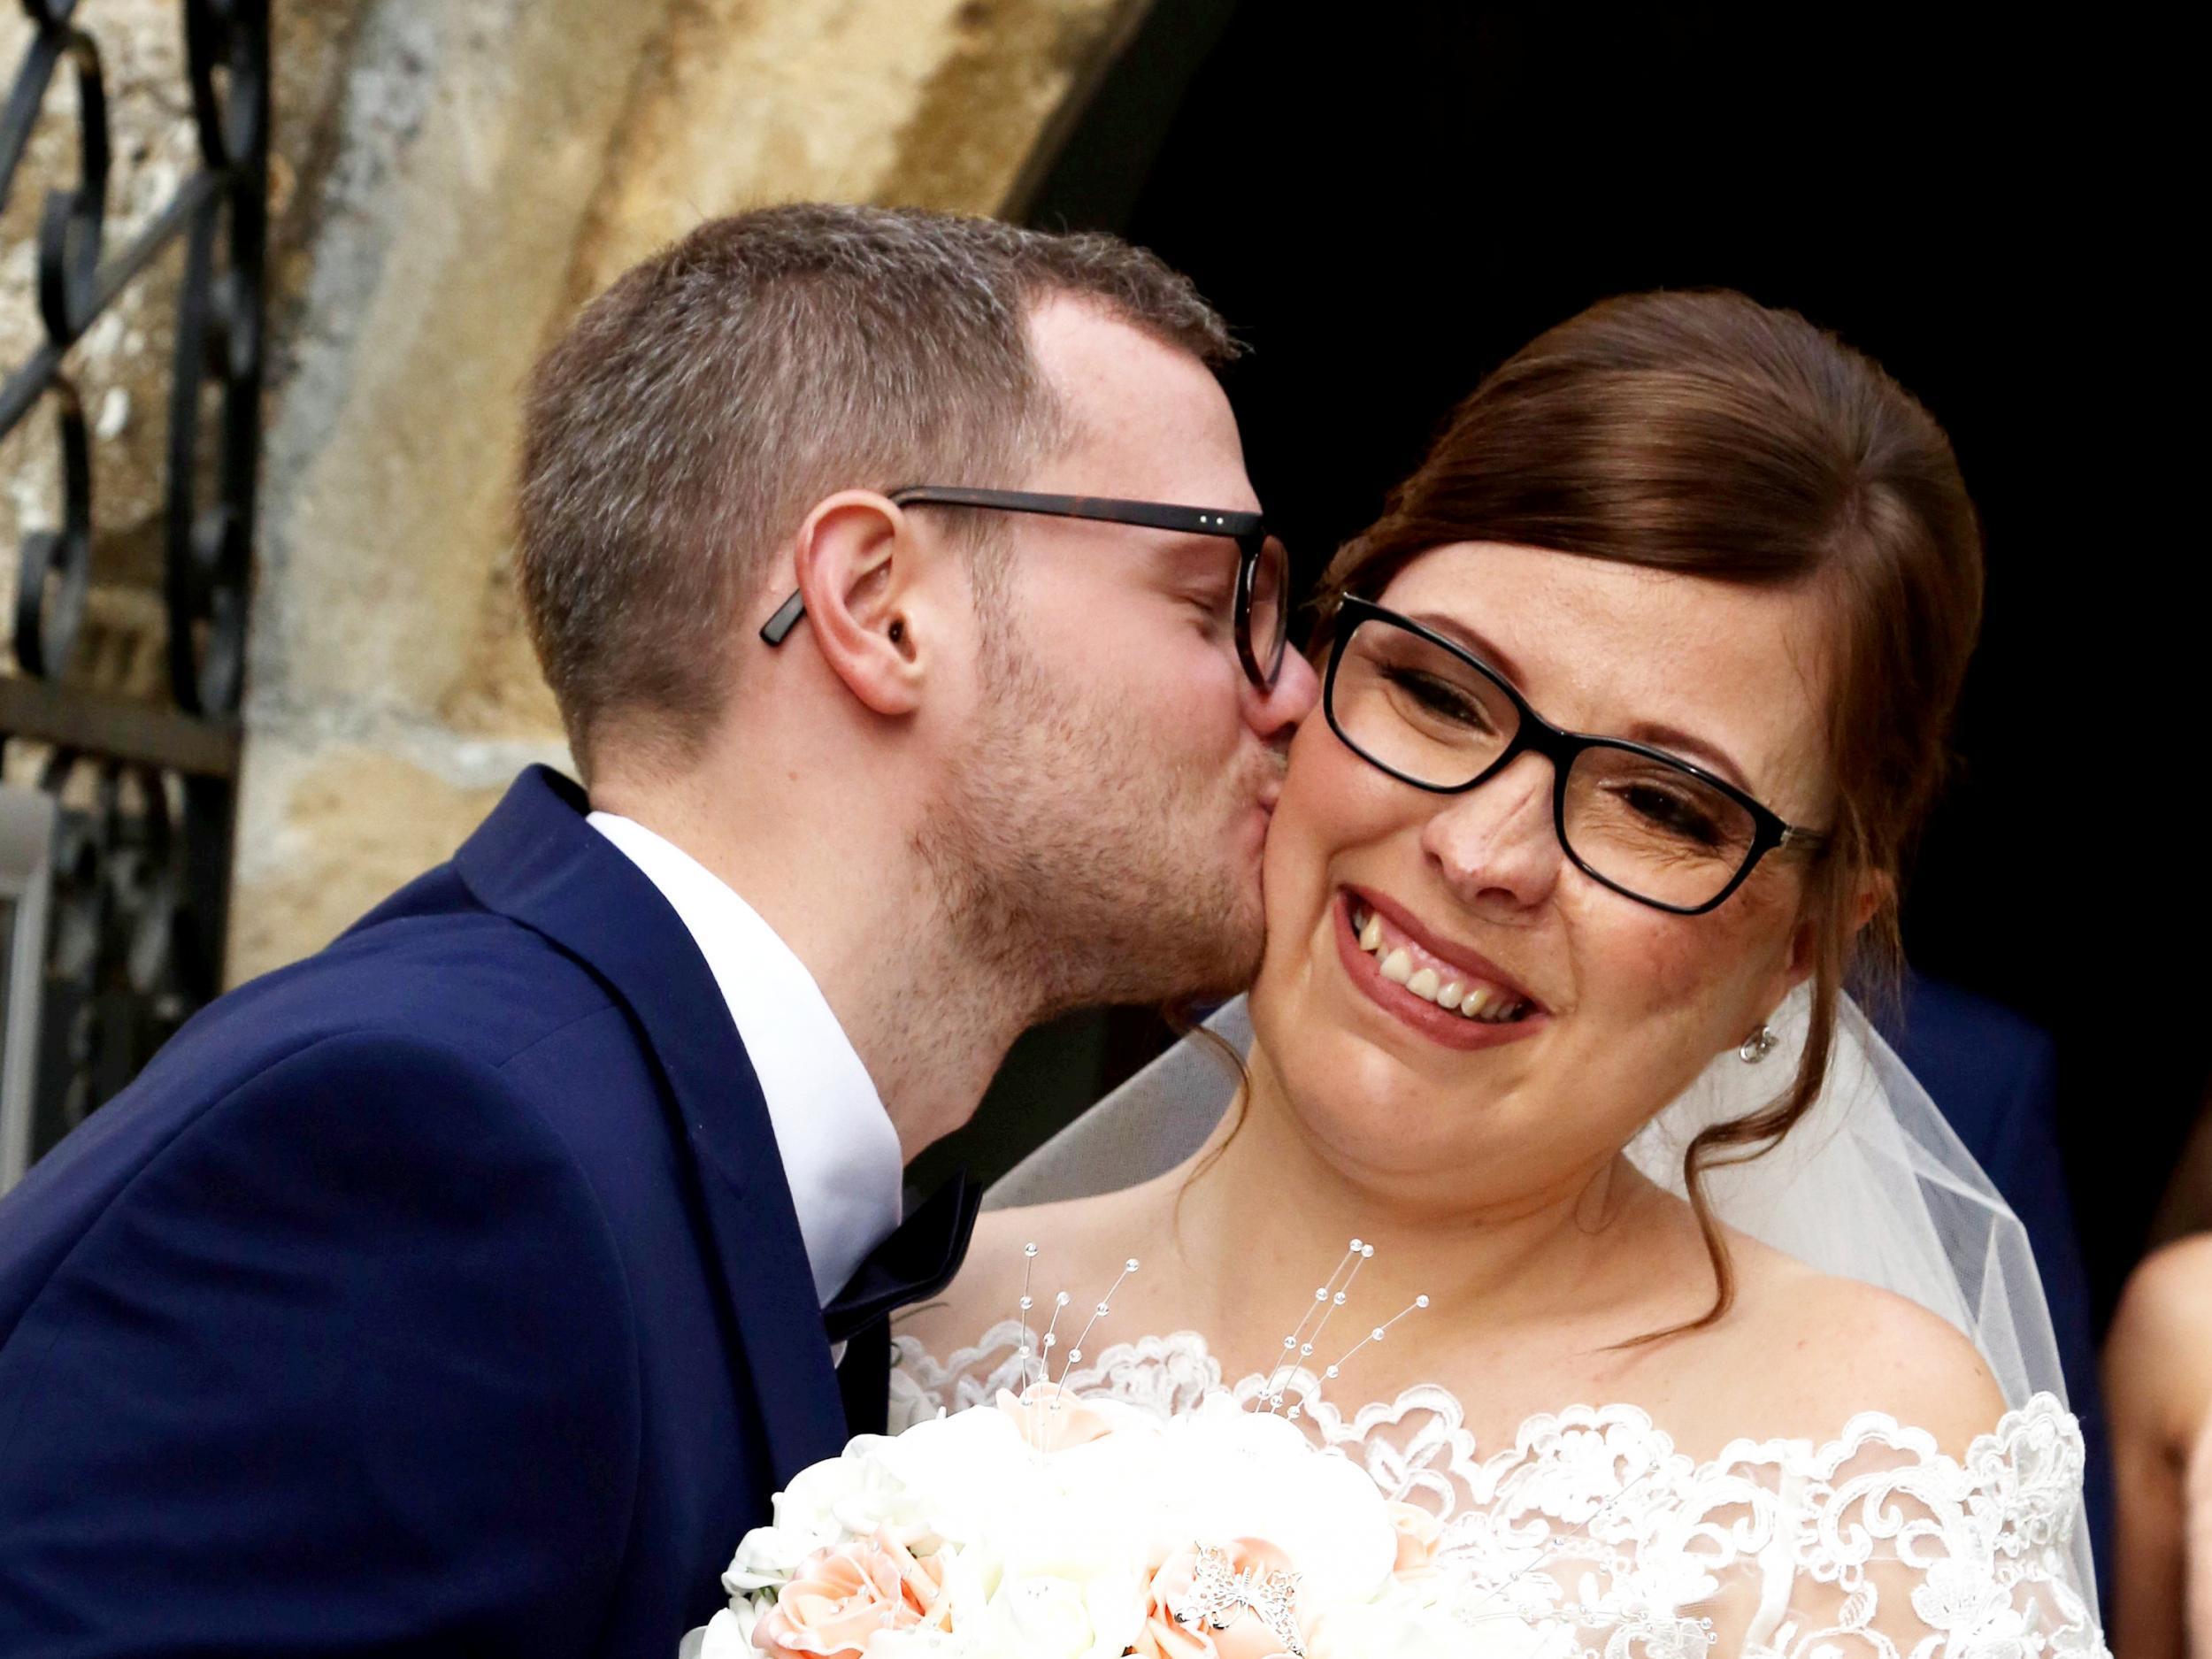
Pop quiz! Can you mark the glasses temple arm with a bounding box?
[759,589,807,645]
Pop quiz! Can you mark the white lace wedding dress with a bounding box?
[890,1324,2103,1657]
[891,993,2108,1655]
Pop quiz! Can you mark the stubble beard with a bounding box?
[917,629,1271,1025]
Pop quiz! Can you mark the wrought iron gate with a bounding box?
[0,0,268,1176]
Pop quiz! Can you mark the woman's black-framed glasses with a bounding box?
[1324,596,1826,915]
[758,486,1292,692]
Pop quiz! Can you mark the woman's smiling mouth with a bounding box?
[1332,887,1548,1049]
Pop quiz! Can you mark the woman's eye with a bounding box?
[1386,667,1488,727]
[1620,783,1724,846]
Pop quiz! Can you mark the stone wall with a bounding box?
[5,0,1146,983]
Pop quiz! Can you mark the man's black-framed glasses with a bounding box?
[1323,596,1826,915]
[758,487,1292,692]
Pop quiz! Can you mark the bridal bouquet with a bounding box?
[683,1386,1537,1659]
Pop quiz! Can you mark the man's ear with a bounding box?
[787,491,926,717]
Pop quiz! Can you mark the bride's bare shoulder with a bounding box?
[1717,1233,2010,1456]
[893,1181,1163,1357]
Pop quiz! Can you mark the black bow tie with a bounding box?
[822,1171,982,1345]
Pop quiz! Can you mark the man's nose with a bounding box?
[1247,648,1320,737]
[1419,754,1564,913]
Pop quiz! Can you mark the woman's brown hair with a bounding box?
[1314,288,1985,1338]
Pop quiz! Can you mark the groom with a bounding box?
[0,205,1316,1656]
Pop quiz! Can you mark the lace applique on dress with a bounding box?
[890,1320,2108,1659]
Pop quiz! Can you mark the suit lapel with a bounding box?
[454,767,849,1486]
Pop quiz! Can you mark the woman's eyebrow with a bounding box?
[1619,720,1755,795]
[1407,610,1757,792]
[1406,611,1526,684]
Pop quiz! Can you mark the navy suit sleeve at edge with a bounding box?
[0,1032,642,1659]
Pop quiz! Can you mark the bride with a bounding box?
[894,290,2105,1653]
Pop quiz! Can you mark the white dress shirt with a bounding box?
[588,811,903,1307]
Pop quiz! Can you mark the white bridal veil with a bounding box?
[989,982,2096,1594]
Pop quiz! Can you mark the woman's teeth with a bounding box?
[1351,904,1529,1023]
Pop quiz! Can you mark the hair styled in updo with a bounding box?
[1315,288,1985,1336]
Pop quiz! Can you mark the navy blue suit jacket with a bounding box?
[0,767,853,1657]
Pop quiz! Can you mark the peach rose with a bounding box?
[1133,1537,1306,1659]
[749,1531,949,1658]
[1383,1501,1444,1577]
[995,1385,1119,1452]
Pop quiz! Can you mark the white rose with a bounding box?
[1076,1569,1149,1656]
[899,1455,1151,1659]
[808,1433,936,1538]
[987,1465,1158,1590]
[987,1575,1098,1657]
[959,1568,1145,1659]
[922,1485,1151,1652]
[678,1601,765,1659]
[872,1394,1164,1556]
[871,1406,1048,1544]
[721,1517,837,1594]
[721,1433,934,1596]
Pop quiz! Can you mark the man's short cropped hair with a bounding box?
[516,203,1238,775]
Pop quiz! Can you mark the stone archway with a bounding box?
[231,0,1148,979]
